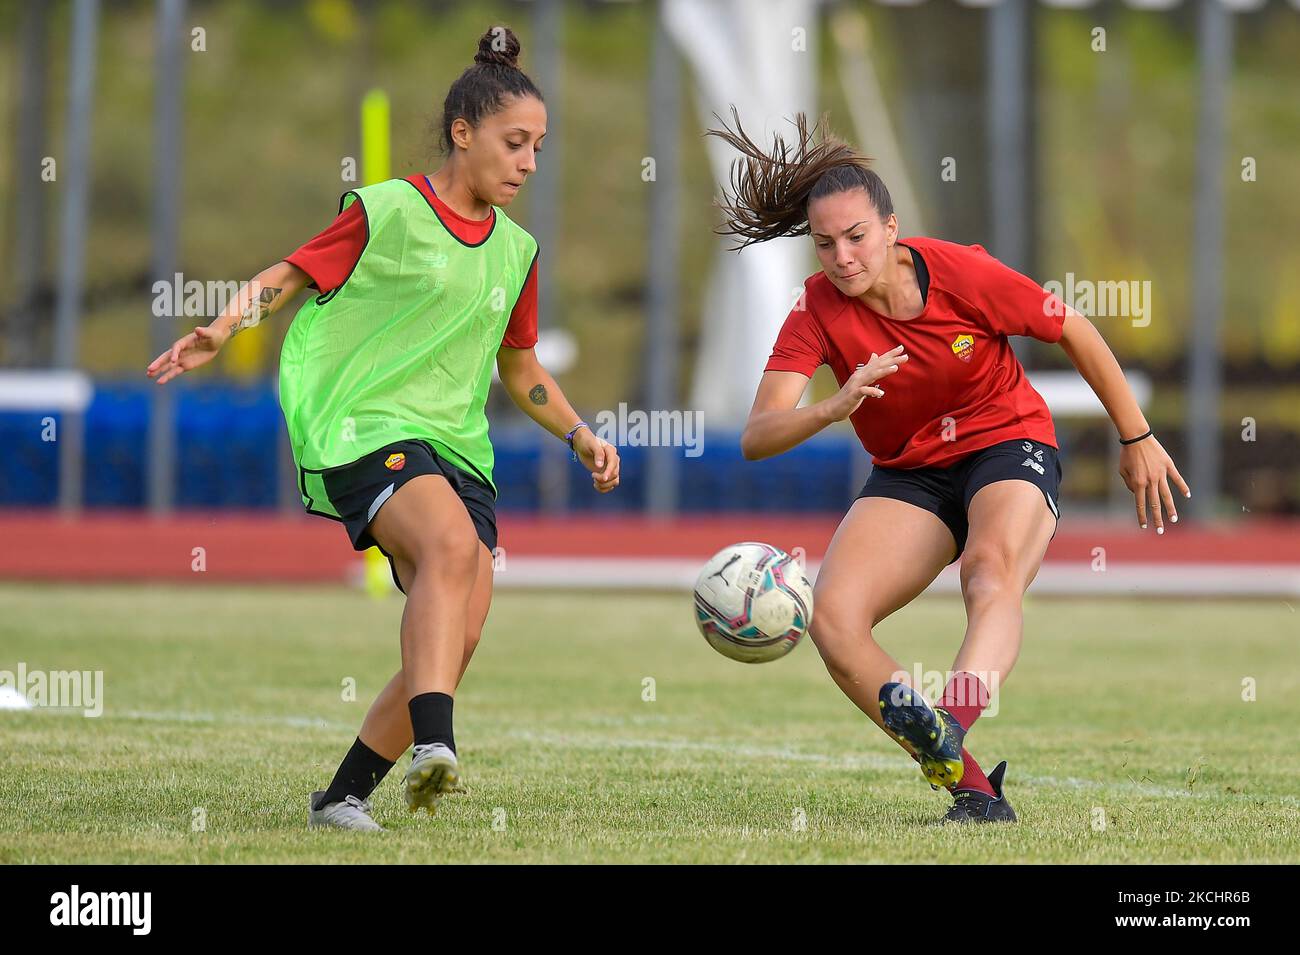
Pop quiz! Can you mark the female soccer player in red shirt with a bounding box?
[711,112,1190,824]
[147,27,619,831]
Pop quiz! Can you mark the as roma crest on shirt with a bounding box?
[384,453,406,471]
[951,334,975,363]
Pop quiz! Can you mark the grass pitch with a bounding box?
[1,582,1297,864]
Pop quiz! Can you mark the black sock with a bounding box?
[408,691,455,753]
[314,737,395,811]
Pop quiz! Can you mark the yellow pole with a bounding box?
[360,87,394,596]
[361,88,390,186]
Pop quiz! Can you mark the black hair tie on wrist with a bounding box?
[1120,429,1154,446]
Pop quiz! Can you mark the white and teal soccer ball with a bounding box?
[694,542,814,664]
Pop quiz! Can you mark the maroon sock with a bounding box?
[940,673,994,796]
[939,671,990,732]
[953,748,995,796]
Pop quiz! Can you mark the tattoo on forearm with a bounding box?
[529,384,548,405]
[231,286,281,336]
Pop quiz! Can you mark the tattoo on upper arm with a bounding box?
[232,286,281,336]
[528,384,548,405]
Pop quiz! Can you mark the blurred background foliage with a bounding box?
[1,0,1297,508]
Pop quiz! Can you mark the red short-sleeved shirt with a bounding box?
[284,174,540,348]
[765,237,1067,470]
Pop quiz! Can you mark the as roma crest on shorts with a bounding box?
[951,333,975,363]
[384,453,406,471]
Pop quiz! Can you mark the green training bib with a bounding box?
[278,178,537,516]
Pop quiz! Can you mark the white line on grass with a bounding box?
[51,708,1297,808]
[499,729,1300,807]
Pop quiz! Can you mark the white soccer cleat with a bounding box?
[308,791,384,832]
[403,743,461,815]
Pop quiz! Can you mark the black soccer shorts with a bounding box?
[318,438,498,594]
[855,437,1062,562]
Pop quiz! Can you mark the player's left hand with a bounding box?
[573,428,620,493]
[1119,435,1190,534]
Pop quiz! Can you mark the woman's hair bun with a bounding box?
[475,26,521,69]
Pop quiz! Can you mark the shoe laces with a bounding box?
[342,794,374,815]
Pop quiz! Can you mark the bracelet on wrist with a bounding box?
[1119,429,1153,446]
[564,421,590,461]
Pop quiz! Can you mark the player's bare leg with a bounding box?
[878,481,1053,793]
[369,474,479,695]
[357,544,495,797]
[951,479,1057,685]
[916,479,1055,822]
[809,495,954,746]
[367,474,482,813]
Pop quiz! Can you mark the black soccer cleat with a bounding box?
[877,681,966,788]
[940,760,1018,825]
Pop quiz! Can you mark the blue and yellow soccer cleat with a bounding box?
[877,682,966,789]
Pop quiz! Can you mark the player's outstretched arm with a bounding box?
[146,261,309,386]
[1057,307,1191,532]
[496,344,620,493]
[741,346,907,460]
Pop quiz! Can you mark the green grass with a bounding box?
[1,583,1297,863]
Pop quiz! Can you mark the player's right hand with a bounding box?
[146,323,230,385]
[827,345,908,420]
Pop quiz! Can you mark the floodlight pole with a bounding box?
[148,0,187,515]
[53,0,101,513]
[532,0,569,514]
[645,6,681,516]
[1187,0,1231,518]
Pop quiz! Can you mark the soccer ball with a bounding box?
[693,542,814,664]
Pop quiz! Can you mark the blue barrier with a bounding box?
[0,380,865,512]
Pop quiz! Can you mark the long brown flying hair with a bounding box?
[705,107,894,251]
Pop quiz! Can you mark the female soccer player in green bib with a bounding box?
[148,26,620,830]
